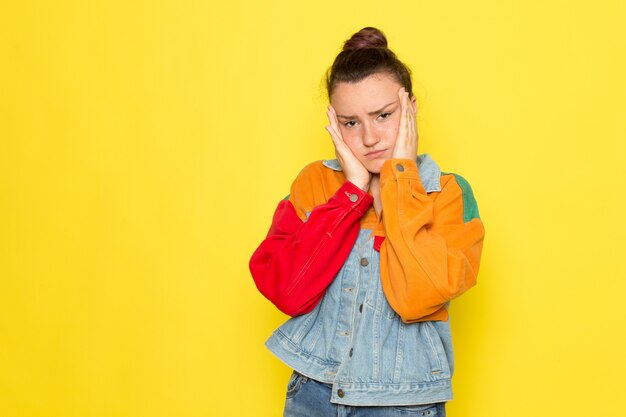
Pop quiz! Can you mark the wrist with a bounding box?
[351,179,369,192]
[345,171,371,191]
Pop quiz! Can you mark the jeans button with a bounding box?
[337,389,345,398]
[396,163,405,172]
[360,257,369,267]
[359,304,363,313]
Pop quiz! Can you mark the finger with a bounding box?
[326,108,356,160]
[325,125,343,153]
[398,89,408,140]
[393,89,418,159]
[326,122,356,177]
[406,92,415,130]
[325,117,344,147]
[406,94,415,142]
[407,94,418,150]
[325,109,341,140]
[406,94,414,133]
[409,95,417,124]
[326,108,341,138]
[327,105,344,136]
[325,117,350,159]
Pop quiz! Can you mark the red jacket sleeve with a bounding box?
[249,181,373,316]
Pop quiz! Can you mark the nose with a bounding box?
[362,124,380,147]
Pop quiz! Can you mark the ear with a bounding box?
[410,95,418,113]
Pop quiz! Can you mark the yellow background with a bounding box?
[1,0,625,416]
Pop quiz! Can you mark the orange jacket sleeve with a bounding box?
[379,158,485,323]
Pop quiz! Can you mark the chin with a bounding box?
[366,165,383,175]
[365,159,386,174]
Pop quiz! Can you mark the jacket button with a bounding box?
[349,348,353,357]
[348,193,358,202]
[359,304,363,313]
[396,163,404,172]
[360,258,369,267]
[337,389,345,398]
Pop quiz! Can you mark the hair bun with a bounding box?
[342,27,388,51]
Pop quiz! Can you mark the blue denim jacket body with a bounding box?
[265,155,455,407]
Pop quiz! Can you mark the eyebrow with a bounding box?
[336,101,397,120]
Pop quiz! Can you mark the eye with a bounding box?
[343,121,358,128]
[378,112,392,120]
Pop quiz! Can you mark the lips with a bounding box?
[365,149,387,159]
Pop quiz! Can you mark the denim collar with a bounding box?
[321,153,442,193]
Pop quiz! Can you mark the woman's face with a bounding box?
[330,72,416,174]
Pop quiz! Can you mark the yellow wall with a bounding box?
[1,1,625,415]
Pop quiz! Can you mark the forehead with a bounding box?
[330,73,402,113]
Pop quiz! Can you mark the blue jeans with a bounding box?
[283,372,447,417]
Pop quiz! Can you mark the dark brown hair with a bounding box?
[326,27,413,100]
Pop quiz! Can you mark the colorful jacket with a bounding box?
[249,154,485,405]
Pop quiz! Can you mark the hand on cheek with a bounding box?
[325,105,371,191]
[391,87,418,160]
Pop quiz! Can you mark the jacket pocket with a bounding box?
[422,321,451,377]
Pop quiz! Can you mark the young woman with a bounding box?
[249,27,485,417]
